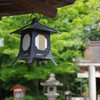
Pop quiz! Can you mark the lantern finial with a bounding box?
[32,18,39,23]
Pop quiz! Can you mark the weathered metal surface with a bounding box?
[0,0,76,18]
[84,41,100,62]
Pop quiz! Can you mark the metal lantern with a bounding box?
[12,18,60,65]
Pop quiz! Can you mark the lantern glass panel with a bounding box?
[22,34,30,51]
[35,35,47,51]
[15,92,21,98]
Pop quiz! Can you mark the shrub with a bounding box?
[24,95,47,100]
[4,95,47,100]
[4,97,13,100]
[24,95,34,100]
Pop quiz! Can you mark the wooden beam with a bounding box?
[0,0,13,5]
[13,0,57,18]
[77,71,100,78]
[78,62,100,67]
[0,11,31,17]
[0,2,13,6]
[0,16,1,19]
[49,0,75,4]
[50,0,76,7]
[0,2,31,14]
[0,0,76,18]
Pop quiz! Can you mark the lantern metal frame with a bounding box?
[11,18,61,66]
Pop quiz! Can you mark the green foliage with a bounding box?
[4,97,13,100]
[0,0,99,98]
[24,95,47,100]
[4,95,47,100]
[24,95,35,100]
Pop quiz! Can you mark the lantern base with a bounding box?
[13,52,57,66]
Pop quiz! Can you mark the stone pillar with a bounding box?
[45,93,59,100]
[89,65,96,100]
[65,91,72,100]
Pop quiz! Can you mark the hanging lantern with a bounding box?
[11,18,61,66]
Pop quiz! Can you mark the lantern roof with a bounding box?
[10,84,28,92]
[0,0,76,18]
[11,18,61,34]
[41,73,63,86]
